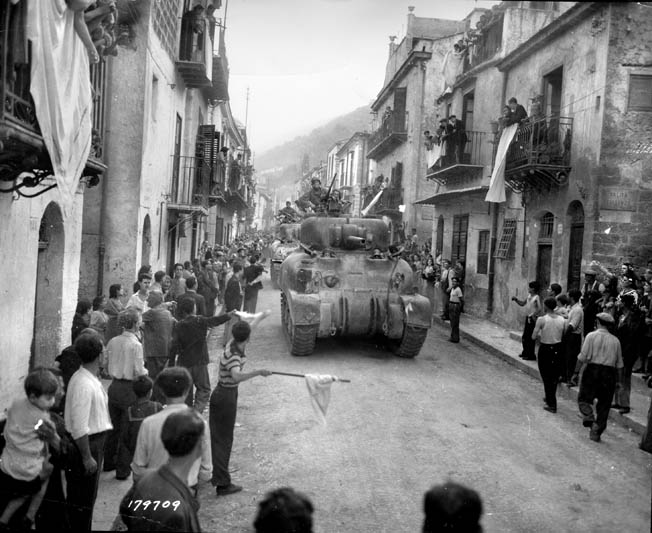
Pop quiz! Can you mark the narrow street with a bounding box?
[192,284,652,533]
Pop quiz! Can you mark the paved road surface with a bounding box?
[192,286,651,533]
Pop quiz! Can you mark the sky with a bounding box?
[224,0,500,155]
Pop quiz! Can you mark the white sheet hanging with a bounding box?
[26,0,92,217]
[426,142,442,169]
[485,124,518,203]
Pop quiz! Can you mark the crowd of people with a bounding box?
[510,260,652,445]
[0,226,489,532]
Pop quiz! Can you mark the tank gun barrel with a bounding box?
[343,236,365,249]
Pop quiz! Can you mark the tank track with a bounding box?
[394,325,428,358]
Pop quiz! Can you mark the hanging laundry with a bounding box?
[304,374,337,425]
[27,0,93,217]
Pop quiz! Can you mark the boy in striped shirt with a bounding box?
[209,311,272,496]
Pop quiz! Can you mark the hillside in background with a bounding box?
[255,104,372,186]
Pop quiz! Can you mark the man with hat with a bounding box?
[296,178,328,212]
[582,267,601,297]
[448,115,467,164]
[574,312,623,442]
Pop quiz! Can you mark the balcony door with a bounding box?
[451,214,469,263]
[543,67,563,144]
[171,114,182,202]
[462,91,474,163]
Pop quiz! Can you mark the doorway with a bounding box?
[141,214,152,268]
[435,215,444,256]
[543,66,563,143]
[167,216,177,274]
[536,212,554,289]
[566,201,584,291]
[32,203,65,369]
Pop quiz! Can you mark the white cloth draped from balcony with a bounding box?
[441,48,465,92]
[426,142,442,169]
[26,0,92,217]
[485,124,518,203]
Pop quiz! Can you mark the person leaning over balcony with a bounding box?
[436,118,451,165]
[507,97,528,125]
[512,281,542,361]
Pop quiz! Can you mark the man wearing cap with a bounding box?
[574,312,623,442]
[296,178,327,212]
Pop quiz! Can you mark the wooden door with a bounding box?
[567,223,584,291]
[537,244,552,290]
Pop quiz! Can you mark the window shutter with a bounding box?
[628,75,652,111]
[495,219,517,259]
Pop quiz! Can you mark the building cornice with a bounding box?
[497,2,601,71]
[371,50,431,111]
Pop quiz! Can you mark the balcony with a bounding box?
[426,131,489,186]
[504,115,573,192]
[0,1,106,191]
[176,18,213,88]
[367,110,408,160]
[167,155,211,216]
[362,186,403,216]
[205,29,229,102]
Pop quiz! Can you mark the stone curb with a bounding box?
[432,317,646,437]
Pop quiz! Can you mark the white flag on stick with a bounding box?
[485,124,518,203]
[361,188,385,217]
[305,374,337,425]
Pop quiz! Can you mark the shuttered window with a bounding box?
[628,75,652,111]
[451,215,469,263]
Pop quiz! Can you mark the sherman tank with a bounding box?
[279,216,431,357]
[270,223,301,289]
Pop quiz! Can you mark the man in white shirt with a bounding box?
[64,332,113,532]
[104,308,148,479]
[126,273,151,317]
[131,367,212,492]
[447,277,464,343]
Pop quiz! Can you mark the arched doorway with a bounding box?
[141,214,152,268]
[32,202,65,369]
[536,212,554,290]
[566,201,584,291]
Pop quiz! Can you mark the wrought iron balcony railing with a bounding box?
[367,110,408,160]
[426,130,490,185]
[504,115,573,192]
[169,155,220,213]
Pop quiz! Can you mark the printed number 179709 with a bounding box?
[128,500,181,512]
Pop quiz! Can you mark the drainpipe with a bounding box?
[414,58,427,233]
[486,70,508,315]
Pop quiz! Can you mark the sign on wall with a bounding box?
[599,188,637,211]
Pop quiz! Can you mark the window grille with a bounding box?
[153,0,179,59]
[540,213,554,239]
[495,218,517,259]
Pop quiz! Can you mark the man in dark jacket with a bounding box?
[448,115,467,164]
[243,257,265,313]
[169,299,231,414]
[507,97,528,125]
[176,277,206,318]
[120,409,203,532]
[223,264,244,347]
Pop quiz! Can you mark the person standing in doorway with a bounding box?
[532,297,567,413]
[512,281,542,361]
[448,277,463,343]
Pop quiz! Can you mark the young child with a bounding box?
[210,311,273,496]
[0,369,60,529]
[121,376,163,473]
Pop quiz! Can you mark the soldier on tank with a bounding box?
[296,178,328,212]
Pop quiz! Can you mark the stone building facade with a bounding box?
[416,1,652,329]
[79,0,252,299]
[367,8,466,243]
[336,132,370,215]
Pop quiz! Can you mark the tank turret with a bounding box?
[279,216,431,357]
